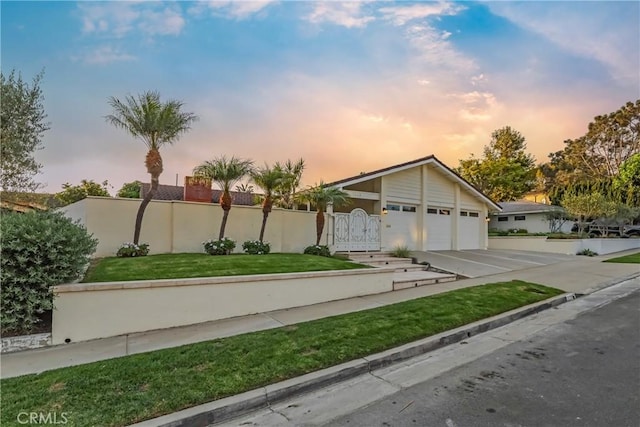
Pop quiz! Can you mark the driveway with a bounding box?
[411,249,577,278]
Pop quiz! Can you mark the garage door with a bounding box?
[384,203,418,250]
[427,207,452,250]
[459,211,482,249]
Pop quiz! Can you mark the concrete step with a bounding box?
[355,257,413,266]
[338,252,395,260]
[389,263,428,273]
[392,271,457,291]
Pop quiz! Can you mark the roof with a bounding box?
[496,201,563,215]
[140,183,256,206]
[325,155,501,211]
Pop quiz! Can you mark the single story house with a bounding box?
[325,155,501,252]
[489,201,574,234]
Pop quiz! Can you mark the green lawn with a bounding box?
[1,281,563,427]
[603,252,640,264]
[83,253,369,282]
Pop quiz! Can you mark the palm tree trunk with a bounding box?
[316,209,325,245]
[219,208,230,240]
[259,212,269,242]
[134,174,158,244]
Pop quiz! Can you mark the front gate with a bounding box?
[334,208,381,251]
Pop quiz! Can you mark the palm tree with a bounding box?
[299,182,351,245]
[274,158,305,209]
[106,91,197,244]
[251,164,285,242]
[193,156,253,240]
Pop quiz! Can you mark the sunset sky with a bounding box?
[2,1,638,194]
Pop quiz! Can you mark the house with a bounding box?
[325,155,501,252]
[489,201,574,234]
[140,183,256,206]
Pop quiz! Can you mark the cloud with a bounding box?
[405,24,476,74]
[77,2,185,38]
[486,2,639,84]
[448,91,500,122]
[78,46,136,65]
[379,2,465,26]
[305,2,375,28]
[189,1,277,20]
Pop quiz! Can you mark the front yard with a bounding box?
[83,253,369,282]
[603,252,640,263]
[1,281,563,426]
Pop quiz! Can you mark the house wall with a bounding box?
[490,213,574,234]
[385,168,421,203]
[425,165,455,207]
[61,197,323,257]
[52,268,395,344]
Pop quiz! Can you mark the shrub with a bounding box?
[242,240,270,255]
[509,228,528,234]
[116,242,150,257]
[1,211,98,335]
[390,245,411,258]
[203,238,236,255]
[577,248,598,257]
[304,245,331,257]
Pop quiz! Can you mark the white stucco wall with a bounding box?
[52,268,395,344]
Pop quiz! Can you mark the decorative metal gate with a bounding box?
[334,208,381,251]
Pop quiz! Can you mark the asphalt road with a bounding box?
[326,290,640,427]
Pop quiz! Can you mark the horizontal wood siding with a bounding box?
[384,168,421,203]
[426,167,454,206]
[460,190,483,211]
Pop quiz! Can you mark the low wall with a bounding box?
[488,236,640,255]
[52,268,394,344]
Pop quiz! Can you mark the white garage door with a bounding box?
[459,211,482,249]
[427,207,452,250]
[384,203,418,250]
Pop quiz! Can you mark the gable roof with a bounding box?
[140,183,256,206]
[325,155,501,211]
[496,201,564,215]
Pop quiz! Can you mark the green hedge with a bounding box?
[0,211,97,334]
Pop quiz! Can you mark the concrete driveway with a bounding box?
[411,249,577,278]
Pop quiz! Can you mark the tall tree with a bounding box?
[0,69,49,195]
[274,158,305,209]
[193,156,254,240]
[55,179,111,206]
[547,100,640,186]
[251,165,285,242]
[457,126,536,201]
[299,182,351,245]
[106,91,197,244]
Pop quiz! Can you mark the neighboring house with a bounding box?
[139,183,256,206]
[489,201,573,233]
[325,155,501,252]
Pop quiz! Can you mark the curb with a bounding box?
[130,292,575,427]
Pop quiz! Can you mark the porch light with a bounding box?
[382,207,388,215]
[485,216,491,223]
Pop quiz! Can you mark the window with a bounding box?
[427,208,438,214]
[460,211,468,217]
[386,204,400,211]
[498,216,508,222]
[514,215,526,221]
[402,206,417,213]
[439,209,450,216]
[469,212,479,218]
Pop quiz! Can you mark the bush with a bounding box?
[577,248,598,257]
[508,228,528,234]
[203,238,236,255]
[304,245,331,257]
[242,240,270,255]
[1,211,98,335]
[390,245,411,258]
[116,242,150,257]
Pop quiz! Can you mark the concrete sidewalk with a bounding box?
[2,250,638,379]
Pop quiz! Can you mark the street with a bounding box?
[326,290,640,427]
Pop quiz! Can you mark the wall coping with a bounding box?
[54,267,394,293]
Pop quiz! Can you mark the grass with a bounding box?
[1,280,563,427]
[83,253,369,282]
[603,252,640,263]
